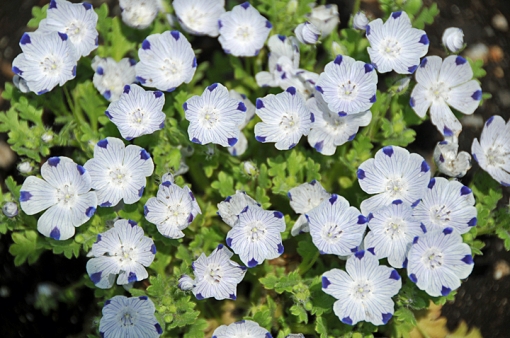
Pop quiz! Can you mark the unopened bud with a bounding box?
[41,132,53,143]
[2,202,18,218]
[18,161,32,174]
[287,0,298,14]
[353,12,369,30]
[178,274,195,291]
[442,27,464,53]
[243,161,258,176]
[331,42,348,57]
[294,22,321,45]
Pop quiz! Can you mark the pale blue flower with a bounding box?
[255,87,312,150]
[315,55,378,115]
[144,176,201,239]
[305,194,366,256]
[191,244,247,300]
[288,180,330,236]
[226,206,285,267]
[407,227,474,297]
[99,295,162,337]
[217,190,261,227]
[357,145,431,215]
[433,140,472,178]
[84,137,154,207]
[410,55,482,137]
[364,201,424,268]
[184,83,246,147]
[471,115,510,186]
[218,2,272,57]
[305,4,339,36]
[228,90,256,156]
[12,31,77,95]
[212,320,272,338]
[86,219,156,289]
[412,177,477,234]
[173,0,225,37]
[136,30,197,91]
[91,56,136,102]
[39,0,98,57]
[367,11,429,74]
[322,250,402,326]
[119,0,160,29]
[19,156,97,241]
[105,84,165,140]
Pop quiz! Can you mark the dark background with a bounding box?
[0,0,509,337]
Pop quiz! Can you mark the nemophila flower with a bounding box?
[366,11,429,74]
[2,202,18,218]
[364,202,424,268]
[288,180,330,236]
[294,22,321,45]
[442,27,464,53]
[228,90,256,156]
[13,74,30,93]
[226,206,286,267]
[173,0,225,37]
[305,4,339,36]
[178,274,195,291]
[306,194,366,255]
[99,295,162,338]
[407,227,474,297]
[255,87,312,150]
[218,2,272,57]
[410,55,482,137]
[412,177,477,234]
[471,115,510,186]
[91,56,136,101]
[12,31,77,95]
[357,146,431,215]
[322,250,402,326]
[190,244,246,300]
[184,83,246,147]
[307,95,372,155]
[136,30,197,91]
[353,12,369,30]
[315,55,378,116]
[19,156,97,240]
[84,137,154,207]
[144,177,201,239]
[86,219,156,288]
[105,84,165,140]
[212,320,272,338]
[119,0,160,29]
[217,190,260,227]
[433,140,472,178]
[38,0,98,57]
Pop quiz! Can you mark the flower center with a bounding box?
[207,264,222,283]
[109,167,129,185]
[385,178,404,198]
[486,145,506,167]
[337,80,358,100]
[40,55,61,75]
[56,184,76,205]
[384,218,405,239]
[120,311,135,326]
[163,202,188,225]
[247,221,266,241]
[129,107,146,125]
[113,245,135,266]
[352,280,372,300]
[184,7,205,30]
[428,82,450,101]
[380,38,401,58]
[323,223,343,241]
[161,58,182,77]
[421,248,444,269]
[280,114,298,132]
[200,107,219,129]
[430,205,451,225]
[66,21,83,40]
[235,26,252,41]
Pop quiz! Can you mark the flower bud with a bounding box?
[119,0,159,30]
[243,161,258,176]
[331,42,348,57]
[391,76,411,94]
[353,11,369,30]
[2,202,18,218]
[442,27,464,53]
[178,274,195,291]
[41,132,53,143]
[17,161,32,174]
[287,0,298,14]
[161,173,175,184]
[13,75,29,93]
[294,22,321,45]
[306,4,340,36]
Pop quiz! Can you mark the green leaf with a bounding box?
[184,319,207,338]
[413,3,440,29]
[315,315,328,338]
[211,171,235,197]
[49,238,81,259]
[27,5,48,28]
[9,231,45,266]
[290,304,308,324]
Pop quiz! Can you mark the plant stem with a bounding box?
[299,251,320,275]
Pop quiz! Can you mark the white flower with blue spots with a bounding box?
[136,30,197,92]
[91,56,136,102]
[190,244,246,300]
[119,0,160,29]
[184,83,246,147]
[294,21,321,45]
[19,156,97,241]
[407,227,474,297]
[315,55,378,116]
[218,2,272,57]
[99,295,162,338]
[173,0,225,37]
[217,191,261,227]
[288,180,330,236]
[228,90,256,156]
[433,140,472,178]
[86,219,156,289]
[212,320,272,338]
[105,84,165,140]
[366,11,429,74]
[364,201,424,268]
[357,146,431,215]
[471,115,510,186]
[306,194,367,256]
[410,55,482,137]
[322,250,402,326]
[144,177,201,239]
[226,206,285,267]
[305,4,339,36]
[412,177,477,234]
[307,94,372,155]
[38,0,98,57]
[12,31,77,95]
[255,87,312,150]
[84,137,154,207]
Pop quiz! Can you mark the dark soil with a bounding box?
[1,0,510,337]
